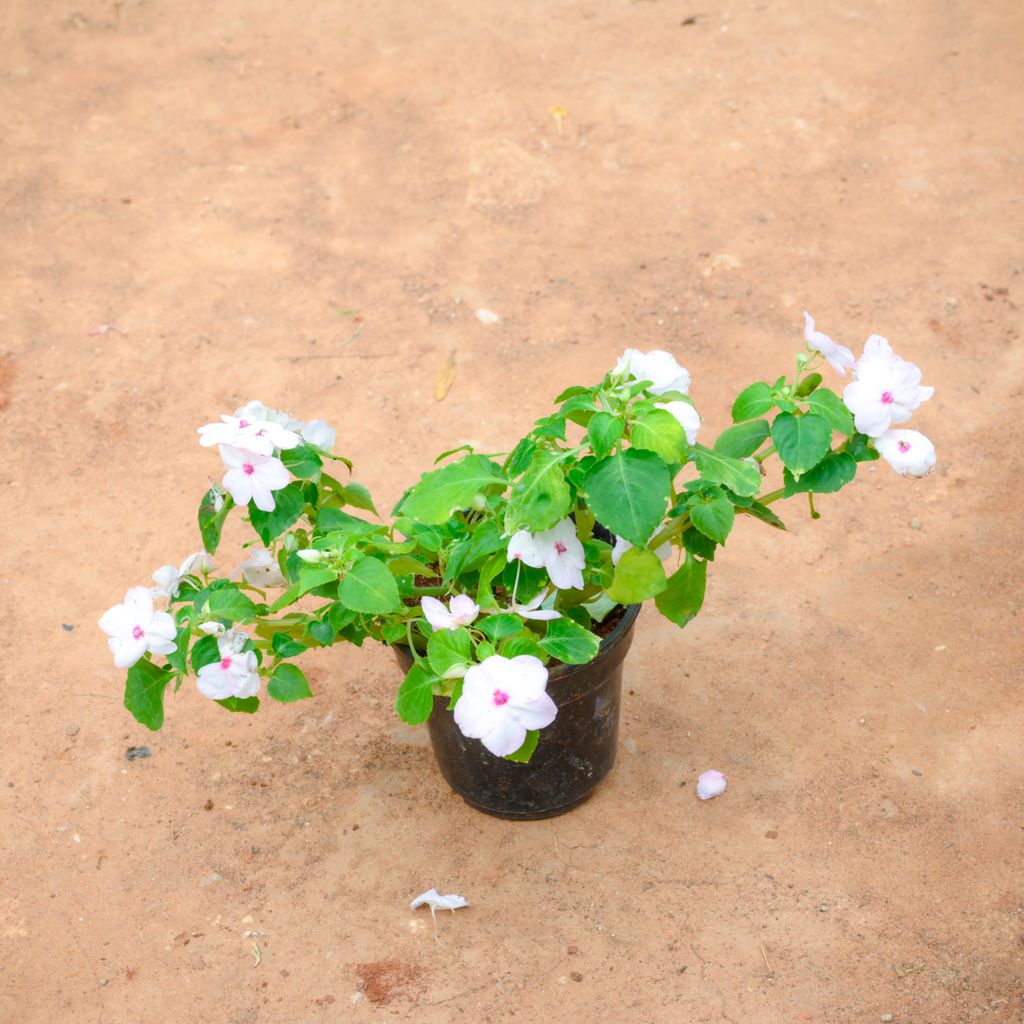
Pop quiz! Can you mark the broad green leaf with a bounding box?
[682,528,717,560]
[731,382,775,422]
[268,663,314,702]
[771,413,833,476]
[427,627,472,677]
[606,547,667,604]
[539,617,601,665]
[166,624,190,673]
[281,444,322,479]
[248,484,305,545]
[314,506,379,537]
[783,452,857,495]
[206,586,258,622]
[337,481,378,515]
[688,488,736,544]
[475,552,506,610]
[846,432,880,462]
[692,445,761,497]
[215,696,260,714]
[387,555,434,576]
[713,419,770,459]
[395,662,436,724]
[270,566,339,612]
[338,556,402,614]
[401,455,506,524]
[532,414,567,440]
[554,384,590,403]
[587,412,625,459]
[307,618,336,645]
[271,633,308,658]
[793,372,823,398]
[478,614,526,642]
[198,490,234,554]
[505,729,540,763]
[631,409,689,463]
[190,634,220,673]
[500,634,549,662]
[505,448,571,533]
[445,520,505,582]
[739,501,787,530]
[124,658,171,731]
[504,437,537,478]
[654,555,707,629]
[805,388,855,436]
[583,449,670,548]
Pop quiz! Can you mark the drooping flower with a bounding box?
[232,546,286,588]
[151,551,216,599]
[510,589,561,621]
[196,632,261,701]
[507,518,586,590]
[875,428,936,478]
[653,400,701,445]
[611,533,672,567]
[287,418,337,451]
[452,654,558,757]
[198,415,300,456]
[696,769,728,801]
[219,445,291,512]
[421,594,480,631]
[614,348,691,396]
[842,343,934,438]
[803,311,855,375]
[99,586,178,668]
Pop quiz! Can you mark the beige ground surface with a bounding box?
[2,1,1023,1021]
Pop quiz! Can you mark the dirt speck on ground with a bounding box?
[355,958,423,1005]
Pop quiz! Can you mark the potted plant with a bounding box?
[100,313,936,818]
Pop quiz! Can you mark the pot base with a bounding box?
[454,788,596,821]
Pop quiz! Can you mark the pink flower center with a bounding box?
[898,440,911,453]
[131,625,144,640]
[492,689,510,707]
[880,391,894,405]
[220,656,233,670]
[554,542,567,555]
[242,462,255,475]
[238,419,250,428]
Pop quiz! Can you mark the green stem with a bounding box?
[758,488,786,506]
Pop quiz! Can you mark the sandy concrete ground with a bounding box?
[2,1,1023,1021]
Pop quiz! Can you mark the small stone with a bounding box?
[65,725,80,737]
[203,799,214,811]
[909,517,922,530]
[125,746,150,760]
[99,978,109,986]
[624,738,637,754]
[62,623,75,632]
[881,1015,894,1022]
[818,902,830,912]
[570,971,583,982]
[912,770,923,777]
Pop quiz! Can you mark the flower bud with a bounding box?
[296,549,325,564]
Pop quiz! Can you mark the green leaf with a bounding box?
[731,382,775,422]
[271,633,308,658]
[281,444,322,479]
[306,619,336,646]
[606,547,668,604]
[539,616,601,665]
[554,384,590,403]
[771,413,833,476]
[533,414,567,440]
[631,409,689,463]
[793,372,823,398]
[190,634,220,673]
[805,388,855,436]
[270,565,339,612]
[387,555,434,576]
[713,419,770,459]
[692,445,761,497]
[688,488,736,544]
[682,528,717,560]
[206,586,258,622]
[198,490,234,554]
[504,437,537,478]
[587,412,625,459]
[478,614,526,642]
[248,484,305,545]
[783,452,857,495]
[846,432,880,462]
[268,663,314,702]
[505,448,571,533]
[583,449,670,548]
[124,659,172,731]
[476,552,506,610]
[740,501,787,530]
[654,555,707,629]
[500,634,549,662]
[395,662,436,724]
[338,556,402,614]
[401,455,506,524]
[215,696,260,714]
[427,627,472,677]
[505,729,540,763]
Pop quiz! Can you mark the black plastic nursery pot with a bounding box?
[393,603,641,820]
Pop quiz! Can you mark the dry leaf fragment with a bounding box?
[434,352,456,401]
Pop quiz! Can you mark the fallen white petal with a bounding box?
[410,888,468,915]
[696,769,728,801]
[475,308,500,324]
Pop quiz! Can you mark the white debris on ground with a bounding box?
[696,769,728,801]
[475,308,500,324]
[410,888,469,919]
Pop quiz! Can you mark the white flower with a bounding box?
[197,621,226,635]
[234,400,292,428]
[614,348,691,396]
[410,889,469,916]
[219,445,291,512]
[151,551,216,599]
[507,518,586,590]
[288,418,336,451]
[843,345,934,437]
[654,400,701,445]
[421,594,480,631]
[696,769,728,801]
[99,586,178,669]
[510,589,561,621]
[453,655,558,757]
[196,633,261,700]
[802,311,855,375]
[611,533,672,567]
[875,429,936,478]
[198,415,300,456]
[233,546,286,588]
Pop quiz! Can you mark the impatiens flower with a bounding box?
[151,550,215,599]
[99,586,178,668]
[654,400,701,445]
[234,399,292,428]
[614,348,691,396]
[453,654,558,757]
[287,418,337,451]
[611,533,672,567]
[196,632,261,701]
[696,769,728,801]
[803,311,855,375]
[410,888,469,917]
[233,546,286,588]
[842,343,934,437]
[875,428,936,478]
[198,415,300,456]
[421,594,480,631]
[507,518,586,590]
[219,445,291,512]
[510,589,561,621]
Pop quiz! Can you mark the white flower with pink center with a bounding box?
[614,348,691,396]
[235,400,292,428]
[232,546,286,588]
[151,550,216,599]
[287,418,337,451]
[99,586,178,669]
[421,594,480,631]
[874,428,936,478]
[507,518,586,590]
[611,533,672,566]
[453,654,558,757]
[219,445,291,512]
[198,415,300,456]
[196,633,261,701]
[842,343,934,438]
[802,311,855,375]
